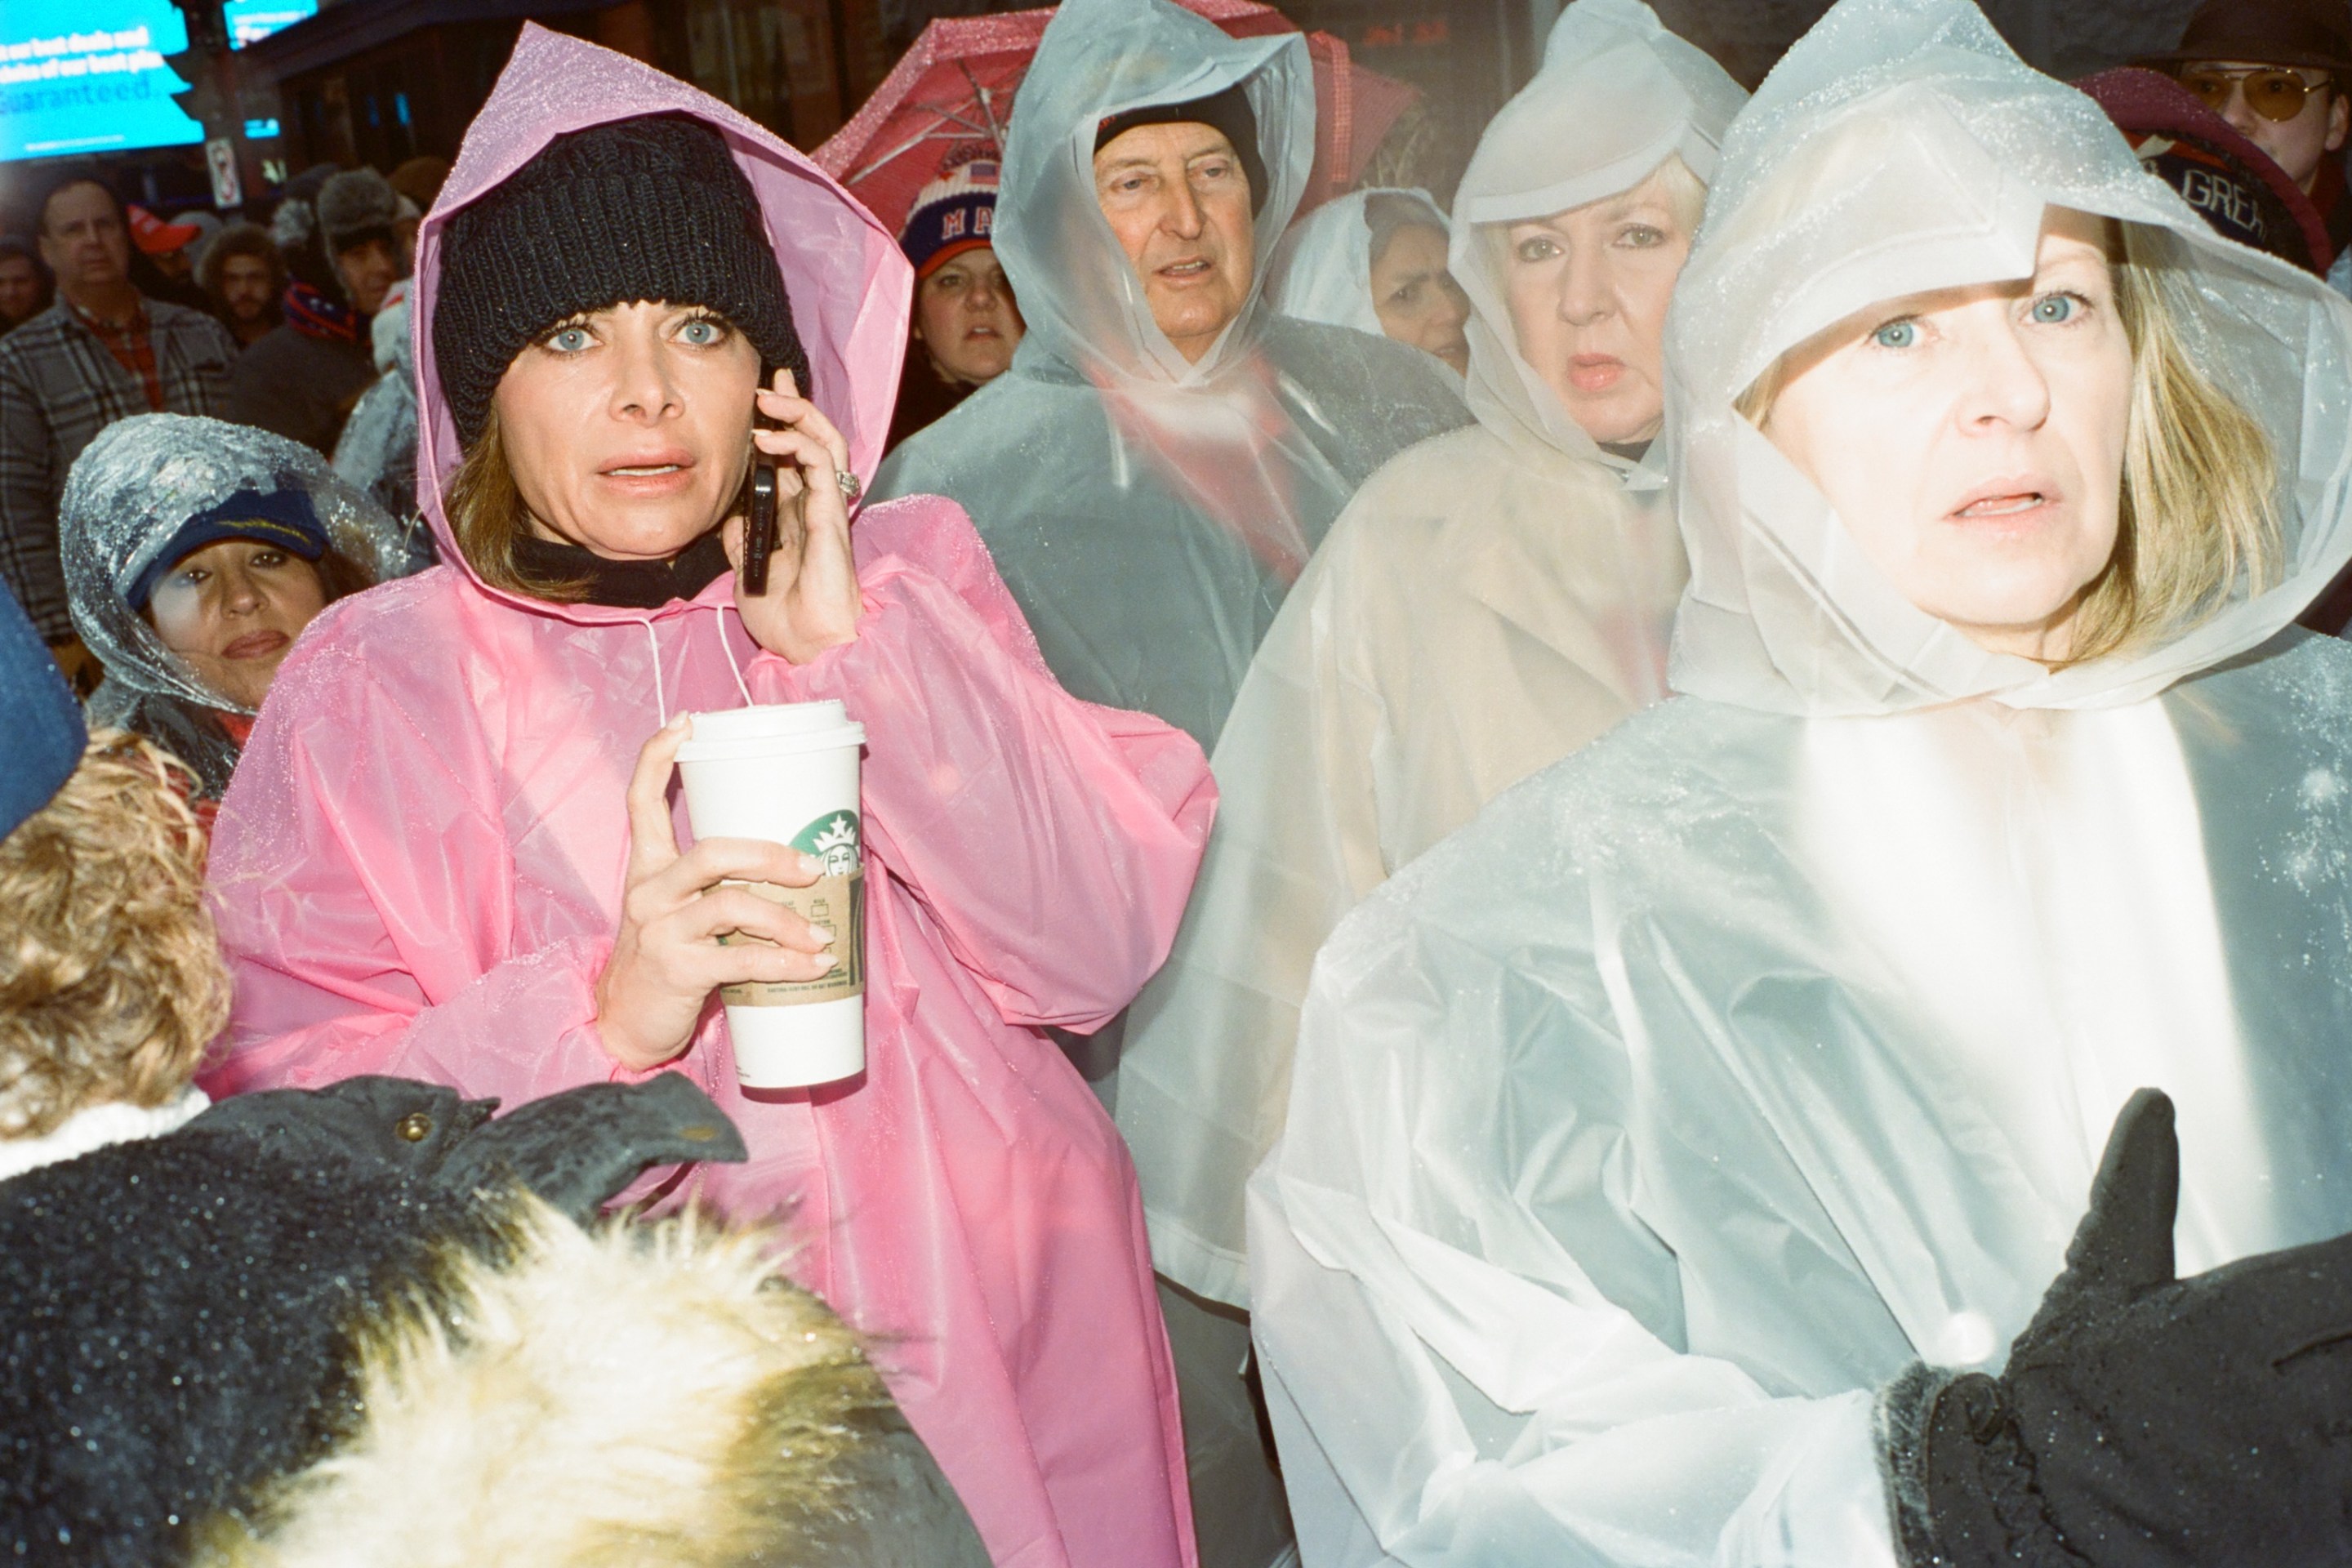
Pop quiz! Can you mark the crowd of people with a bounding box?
[7,0,2352,1563]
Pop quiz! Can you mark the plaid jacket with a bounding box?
[0,299,237,639]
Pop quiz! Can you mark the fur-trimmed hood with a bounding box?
[2,1074,984,1568]
[197,1200,989,1568]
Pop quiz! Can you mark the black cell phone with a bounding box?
[743,461,778,595]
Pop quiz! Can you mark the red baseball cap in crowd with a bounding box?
[126,205,203,257]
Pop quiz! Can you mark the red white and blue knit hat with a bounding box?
[898,158,1000,279]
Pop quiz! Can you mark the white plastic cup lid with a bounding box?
[679,701,866,760]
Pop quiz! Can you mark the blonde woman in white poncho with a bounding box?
[1252,0,2352,1561]
[1116,0,1746,1308]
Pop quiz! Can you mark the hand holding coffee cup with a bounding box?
[593,714,839,1072]
[723,368,862,666]
[674,702,869,1089]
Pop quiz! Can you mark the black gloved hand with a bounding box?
[1882,1088,2352,1568]
[186,1071,747,1223]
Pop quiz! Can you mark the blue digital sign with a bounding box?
[225,0,318,51]
[0,3,202,163]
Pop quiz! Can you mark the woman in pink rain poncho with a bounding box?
[202,28,1206,1568]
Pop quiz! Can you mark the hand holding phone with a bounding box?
[731,368,863,664]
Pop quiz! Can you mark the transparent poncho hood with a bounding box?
[1450,0,1745,474]
[1664,0,2352,716]
[1263,186,1446,342]
[60,413,411,718]
[993,0,1315,391]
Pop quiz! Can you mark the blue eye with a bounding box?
[548,327,591,353]
[679,317,726,345]
[2031,293,2078,324]
[1871,318,1919,350]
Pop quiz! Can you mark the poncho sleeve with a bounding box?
[1247,773,1902,1568]
[1115,519,1391,1305]
[207,503,1215,1098]
[202,594,622,1102]
[769,495,1218,1034]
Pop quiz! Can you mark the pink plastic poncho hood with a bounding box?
[211,29,1209,1568]
[408,24,911,613]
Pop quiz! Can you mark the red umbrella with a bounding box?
[815,0,1419,239]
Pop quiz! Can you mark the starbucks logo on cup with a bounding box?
[800,811,861,876]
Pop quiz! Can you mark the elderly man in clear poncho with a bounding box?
[1249,0,2352,1563]
[869,0,1467,755]
[1118,0,1742,1315]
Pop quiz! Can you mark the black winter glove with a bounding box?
[185,1071,747,1223]
[1881,1088,2352,1567]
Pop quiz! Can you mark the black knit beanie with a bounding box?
[433,114,810,447]
[1095,85,1269,215]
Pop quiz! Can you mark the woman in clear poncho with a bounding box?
[1250,0,2352,1562]
[1265,187,1469,375]
[1118,0,1741,1309]
[870,0,1466,752]
[60,415,407,800]
[203,29,1209,1568]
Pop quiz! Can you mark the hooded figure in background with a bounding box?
[233,169,408,455]
[2076,66,2334,277]
[60,415,414,800]
[1250,0,2352,1562]
[330,275,430,559]
[1264,186,1468,374]
[871,0,1467,753]
[1120,0,1740,1313]
[203,29,1209,1568]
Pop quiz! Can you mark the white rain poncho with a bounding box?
[1117,0,1739,1309]
[869,0,1468,751]
[60,413,416,797]
[1248,0,2352,1563]
[1263,185,1446,341]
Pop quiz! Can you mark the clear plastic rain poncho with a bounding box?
[1248,0,2352,1562]
[1116,0,1739,1309]
[330,285,434,571]
[869,0,1468,750]
[1263,185,1446,341]
[59,413,415,798]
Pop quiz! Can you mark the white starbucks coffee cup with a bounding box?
[676,701,868,1089]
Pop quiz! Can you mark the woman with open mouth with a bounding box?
[198,29,1208,1568]
[1252,0,2352,1562]
[57,414,402,805]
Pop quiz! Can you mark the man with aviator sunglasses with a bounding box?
[2147,0,2352,273]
